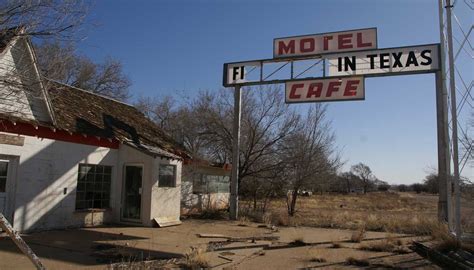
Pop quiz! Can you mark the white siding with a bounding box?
[0,38,52,123]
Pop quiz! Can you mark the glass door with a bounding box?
[122,165,142,221]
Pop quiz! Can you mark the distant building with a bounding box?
[0,27,188,232]
[181,159,231,214]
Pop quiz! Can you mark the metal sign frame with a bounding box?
[223,43,441,88]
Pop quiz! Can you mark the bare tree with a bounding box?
[1,0,89,40]
[279,105,340,216]
[35,41,131,101]
[350,162,375,194]
[136,94,209,157]
[338,171,357,193]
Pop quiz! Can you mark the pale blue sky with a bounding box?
[75,0,472,184]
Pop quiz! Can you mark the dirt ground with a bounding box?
[0,219,439,269]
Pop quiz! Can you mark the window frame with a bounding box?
[158,164,177,188]
[0,160,9,193]
[75,164,113,210]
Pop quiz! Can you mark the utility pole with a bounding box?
[437,0,452,224]
[445,0,462,237]
[230,85,241,220]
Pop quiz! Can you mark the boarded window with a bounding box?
[0,161,8,192]
[158,164,176,187]
[75,164,112,209]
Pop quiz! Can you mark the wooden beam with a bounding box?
[0,213,46,270]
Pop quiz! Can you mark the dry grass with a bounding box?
[308,249,327,263]
[350,226,366,243]
[183,247,210,269]
[345,256,370,266]
[359,236,410,254]
[252,192,446,235]
[237,216,251,226]
[197,208,227,220]
[430,223,461,252]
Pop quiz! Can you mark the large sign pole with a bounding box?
[445,0,462,237]
[437,0,451,225]
[435,71,451,224]
[230,85,241,220]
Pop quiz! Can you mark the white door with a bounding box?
[0,158,17,223]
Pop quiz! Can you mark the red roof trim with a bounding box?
[0,119,119,149]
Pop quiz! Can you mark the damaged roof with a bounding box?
[46,80,189,159]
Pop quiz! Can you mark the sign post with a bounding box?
[230,85,241,220]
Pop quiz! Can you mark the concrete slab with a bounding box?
[0,220,439,269]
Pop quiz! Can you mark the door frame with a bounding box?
[0,155,19,224]
[120,163,144,223]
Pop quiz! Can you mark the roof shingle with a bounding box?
[46,80,189,159]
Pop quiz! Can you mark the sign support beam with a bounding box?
[230,85,241,220]
[435,71,451,223]
[445,0,462,237]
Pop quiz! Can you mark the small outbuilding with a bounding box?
[181,159,231,214]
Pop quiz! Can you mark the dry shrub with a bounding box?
[350,226,366,243]
[198,208,227,220]
[431,223,461,252]
[237,216,250,226]
[330,242,343,249]
[290,236,306,246]
[183,247,209,269]
[365,214,384,231]
[359,236,410,254]
[262,212,273,225]
[273,214,288,226]
[384,215,438,235]
[345,257,370,266]
[308,249,326,263]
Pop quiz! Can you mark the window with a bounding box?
[75,164,112,210]
[0,161,8,192]
[193,174,230,194]
[193,174,206,194]
[158,164,176,187]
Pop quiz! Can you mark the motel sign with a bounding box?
[223,27,443,221]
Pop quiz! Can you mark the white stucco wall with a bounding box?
[0,131,183,231]
[116,145,182,227]
[0,132,118,232]
[150,157,181,224]
[116,144,154,226]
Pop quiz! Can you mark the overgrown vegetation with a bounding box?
[345,257,370,267]
[350,226,366,243]
[240,192,447,235]
[183,247,210,269]
[308,249,327,263]
[359,237,410,254]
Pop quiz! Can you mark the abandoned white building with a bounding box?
[181,160,231,214]
[0,28,189,232]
